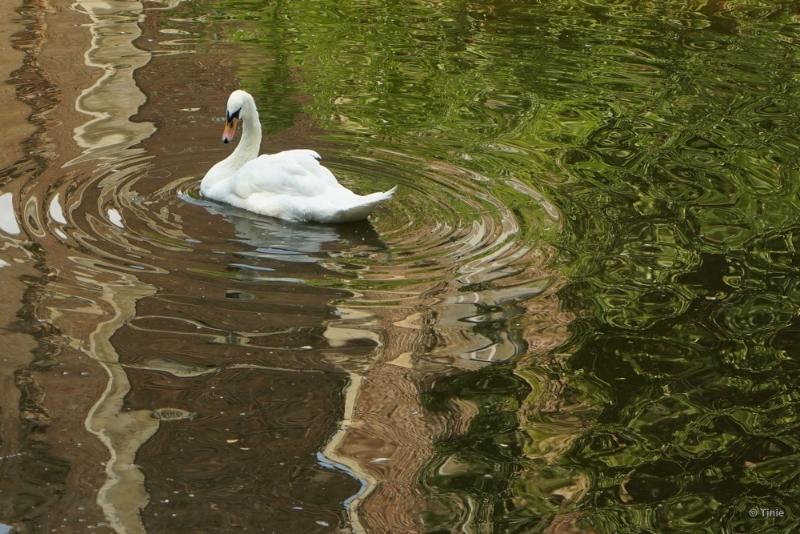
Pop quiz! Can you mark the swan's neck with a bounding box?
[201,95,262,195]
[227,98,261,169]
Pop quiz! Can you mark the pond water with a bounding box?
[1,0,799,532]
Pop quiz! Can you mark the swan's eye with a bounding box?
[226,108,241,122]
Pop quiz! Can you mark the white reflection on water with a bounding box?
[67,1,181,533]
[69,0,155,164]
[182,192,344,263]
[48,192,67,224]
[0,193,20,235]
[107,208,124,228]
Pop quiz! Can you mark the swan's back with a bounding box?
[231,150,336,198]
[214,149,395,223]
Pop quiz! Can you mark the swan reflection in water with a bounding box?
[184,190,386,264]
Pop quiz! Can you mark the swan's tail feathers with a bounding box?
[366,185,398,205]
[330,186,397,223]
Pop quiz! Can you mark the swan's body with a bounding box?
[201,90,395,223]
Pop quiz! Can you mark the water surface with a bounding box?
[1,0,799,533]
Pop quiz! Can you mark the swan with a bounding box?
[201,90,396,223]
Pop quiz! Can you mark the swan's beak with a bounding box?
[222,118,239,144]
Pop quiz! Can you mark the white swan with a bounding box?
[201,90,396,223]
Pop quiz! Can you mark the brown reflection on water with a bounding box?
[129,13,368,531]
[0,1,32,166]
[323,305,434,532]
[0,1,33,478]
[0,0,111,530]
[317,157,565,531]
[3,0,361,531]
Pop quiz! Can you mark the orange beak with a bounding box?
[222,118,239,144]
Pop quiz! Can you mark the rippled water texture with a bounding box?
[1,0,800,532]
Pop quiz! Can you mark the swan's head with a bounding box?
[222,90,253,144]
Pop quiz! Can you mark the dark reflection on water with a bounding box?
[532,3,800,532]
[2,0,800,532]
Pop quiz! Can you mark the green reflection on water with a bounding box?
[172,0,800,531]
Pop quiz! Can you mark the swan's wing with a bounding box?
[230,149,339,199]
[220,149,395,223]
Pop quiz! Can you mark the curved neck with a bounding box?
[227,97,261,168]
